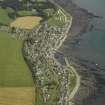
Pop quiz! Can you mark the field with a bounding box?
[10,16,42,29]
[0,87,35,105]
[0,31,34,87]
[17,10,34,16]
[0,7,14,25]
[48,9,67,27]
[0,31,35,105]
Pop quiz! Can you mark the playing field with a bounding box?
[0,31,35,105]
[10,16,42,29]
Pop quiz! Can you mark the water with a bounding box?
[72,0,105,67]
[74,0,105,17]
[71,0,105,105]
[73,18,105,67]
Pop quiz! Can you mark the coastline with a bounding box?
[22,4,81,104]
[0,0,104,105]
[53,0,104,105]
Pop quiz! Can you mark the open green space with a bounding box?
[0,7,14,25]
[48,9,67,27]
[17,10,34,17]
[0,31,34,87]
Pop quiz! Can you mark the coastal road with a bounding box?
[65,58,81,100]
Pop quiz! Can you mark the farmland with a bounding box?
[0,31,34,87]
[10,16,42,29]
[0,31,35,105]
[0,87,35,105]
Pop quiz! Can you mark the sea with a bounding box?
[71,0,105,105]
[72,0,105,67]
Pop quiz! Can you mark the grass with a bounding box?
[36,0,47,2]
[0,31,35,104]
[0,31,34,87]
[0,87,35,105]
[10,16,42,29]
[70,76,76,91]
[35,86,44,105]
[48,9,67,27]
[17,10,34,17]
[0,7,14,25]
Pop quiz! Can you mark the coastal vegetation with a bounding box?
[48,9,68,27]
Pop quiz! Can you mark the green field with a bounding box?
[17,10,34,17]
[48,9,67,27]
[0,31,34,87]
[0,7,14,25]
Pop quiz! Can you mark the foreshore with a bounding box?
[53,0,104,105]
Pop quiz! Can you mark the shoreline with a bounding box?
[22,4,80,104]
[53,0,105,105]
[45,1,81,103]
